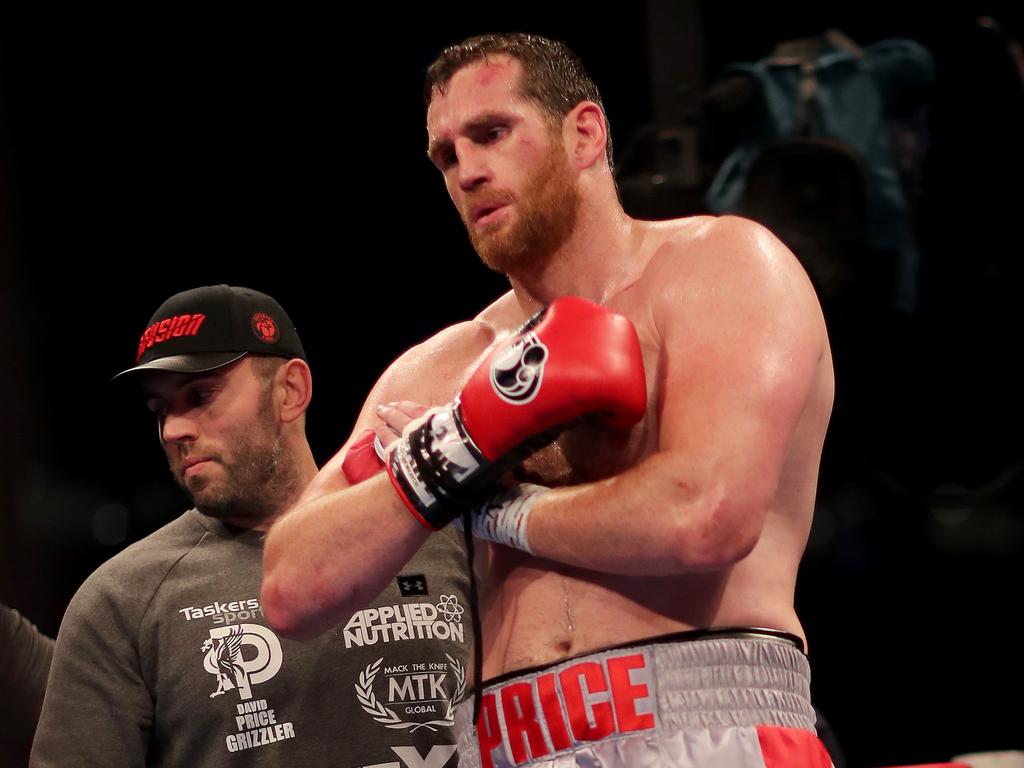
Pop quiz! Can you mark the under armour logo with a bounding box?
[398,574,429,597]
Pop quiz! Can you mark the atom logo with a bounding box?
[436,595,464,623]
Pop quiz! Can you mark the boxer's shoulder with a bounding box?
[400,317,499,372]
[377,313,502,402]
[473,288,522,330]
[646,215,807,287]
[639,215,817,321]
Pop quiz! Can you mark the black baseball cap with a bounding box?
[114,285,306,379]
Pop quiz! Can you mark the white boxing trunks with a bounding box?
[454,629,833,768]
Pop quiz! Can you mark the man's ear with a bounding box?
[277,359,313,424]
[564,101,608,170]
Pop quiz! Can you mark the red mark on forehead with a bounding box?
[473,59,515,87]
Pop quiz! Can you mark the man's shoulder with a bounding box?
[383,295,512,387]
[472,289,521,328]
[66,510,209,618]
[641,215,826,352]
[646,214,785,267]
[407,317,498,360]
[642,215,810,299]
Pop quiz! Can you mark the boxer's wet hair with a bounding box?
[425,33,613,169]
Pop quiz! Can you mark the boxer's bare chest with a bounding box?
[515,407,652,487]
[439,336,656,486]
[520,297,661,488]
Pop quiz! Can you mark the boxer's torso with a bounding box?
[405,215,834,679]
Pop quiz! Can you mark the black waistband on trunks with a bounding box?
[477,626,805,693]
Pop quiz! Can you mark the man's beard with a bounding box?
[171,391,295,521]
[466,138,580,275]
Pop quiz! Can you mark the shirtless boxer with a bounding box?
[262,33,835,767]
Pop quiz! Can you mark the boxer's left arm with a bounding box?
[378,217,828,575]
[528,218,828,573]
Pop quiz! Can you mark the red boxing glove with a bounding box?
[341,429,386,484]
[387,296,647,529]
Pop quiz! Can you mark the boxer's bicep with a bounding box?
[655,224,822,554]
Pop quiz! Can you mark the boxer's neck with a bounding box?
[508,192,647,310]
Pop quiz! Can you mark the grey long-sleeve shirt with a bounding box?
[30,509,470,768]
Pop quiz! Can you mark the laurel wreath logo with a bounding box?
[356,655,467,732]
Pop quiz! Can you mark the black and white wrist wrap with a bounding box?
[387,402,490,529]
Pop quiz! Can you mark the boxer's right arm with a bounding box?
[263,300,644,638]
[263,473,430,639]
[261,321,496,639]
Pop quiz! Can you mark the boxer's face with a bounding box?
[426,56,580,274]
[142,358,285,520]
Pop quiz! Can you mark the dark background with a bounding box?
[2,4,1022,766]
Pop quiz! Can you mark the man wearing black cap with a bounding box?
[30,286,470,768]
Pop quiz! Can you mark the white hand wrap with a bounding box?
[455,483,548,554]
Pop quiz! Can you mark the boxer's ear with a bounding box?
[277,359,312,424]
[564,101,607,171]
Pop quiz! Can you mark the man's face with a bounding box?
[142,358,286,521]
[426,56,580,274]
